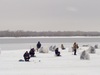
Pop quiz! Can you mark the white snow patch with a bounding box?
[0,47,100,75]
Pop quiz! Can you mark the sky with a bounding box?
[0,0,100,31]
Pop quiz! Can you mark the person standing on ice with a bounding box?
[73,42,79,55]
[36,41,41,51]
[23,51,30,61]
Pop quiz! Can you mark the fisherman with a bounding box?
[36,41,41,51]
[73,42,79,55]
[23,51,30,61]
[29,48,35,57]
[55,48,61,56]
[61,44,65,50]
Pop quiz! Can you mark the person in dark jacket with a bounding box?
[55,48,61,56]
[29,48,35,57]
[36,41,41,51]
[23,51,30,61]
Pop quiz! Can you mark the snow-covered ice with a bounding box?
[0,46,100,75]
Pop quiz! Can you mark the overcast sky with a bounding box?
[0,0,100,31]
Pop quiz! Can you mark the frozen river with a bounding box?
[0,36,100,50]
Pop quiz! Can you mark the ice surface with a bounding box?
[0,46,100,75]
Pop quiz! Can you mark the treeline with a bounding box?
[0,30,100,37]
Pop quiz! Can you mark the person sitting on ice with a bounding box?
[61,44,65,50]
[36,41,41,51]
[72,42,79,55]
[23,51,30,61]
[55,48,61,56]
[29,48,35,57]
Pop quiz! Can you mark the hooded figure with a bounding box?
[37,41,41,51]
[29,48,35,57]
[23,51,30,61]
[55,48,61,56]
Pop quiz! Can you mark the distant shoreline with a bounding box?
[0,30,100,37]
[1,36,100,39]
